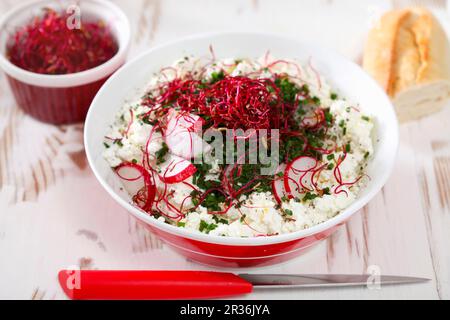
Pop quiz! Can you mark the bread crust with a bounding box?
[363,10,410,96]
[363,7,450,121]
[410,8,450,84]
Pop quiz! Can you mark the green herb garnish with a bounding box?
[199,220,218,233]
[275,77,299,103]
[312,96,321,105]
[202,193,225,212]
[210,70,225,83]
[212,215,229,225]
[345,143,351,153]
[303,192,318,201]
[324,109,333,124]
[142,115,156,125]
[155,142,169,164]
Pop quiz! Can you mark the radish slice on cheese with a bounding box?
[272,164,288,204]
[301,109,324,128]
[115,164,147,195]
[284,156,318,199]
[115,162,156,211]
[165,130,206,159]
[166,109,202,133]
[164,109,208,159]
[301,116,318,128]
[159,154,197,184]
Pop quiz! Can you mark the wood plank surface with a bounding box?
[0,0,448,299]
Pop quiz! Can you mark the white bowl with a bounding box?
[85,32,399,267]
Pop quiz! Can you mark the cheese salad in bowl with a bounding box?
[85,33,397,267]
[102,54,374,238]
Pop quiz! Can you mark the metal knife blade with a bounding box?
[238,274,430,288]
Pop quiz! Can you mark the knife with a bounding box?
[58,270,429,300]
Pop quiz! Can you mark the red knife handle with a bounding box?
[58,270,253,300]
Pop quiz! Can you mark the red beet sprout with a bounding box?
[7,8,118,74]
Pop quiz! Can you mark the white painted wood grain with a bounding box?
[0,0,448,300]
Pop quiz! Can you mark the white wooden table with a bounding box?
[0,0,449,300]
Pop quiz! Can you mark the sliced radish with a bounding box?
[152,177,197,219]
[115,162,156,211]
[165,129,207,159]
[146,130,164,154]
[166,109,202,134]
[284,156,318,199]
[301,116,318,128]
[115,164,147,195]
[301,109,324,128]
[154,198,183,220]
[159,154,197,184]
[272,164,288,204]
[164,109,208,159]
[222,164,240,194]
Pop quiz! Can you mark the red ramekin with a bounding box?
[0,0,130,124]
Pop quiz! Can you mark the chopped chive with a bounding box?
[345,143,351,153]
[301,84,310,94]
[303,192,318,201]
[156,142,169,164]
[142,115,154,124]
[312,96,321,105]
[199,220,217,233]
[210,70,225,83]
[212,215,229,225]
[324,109,333,123]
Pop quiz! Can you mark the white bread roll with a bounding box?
[363,7,450,122]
